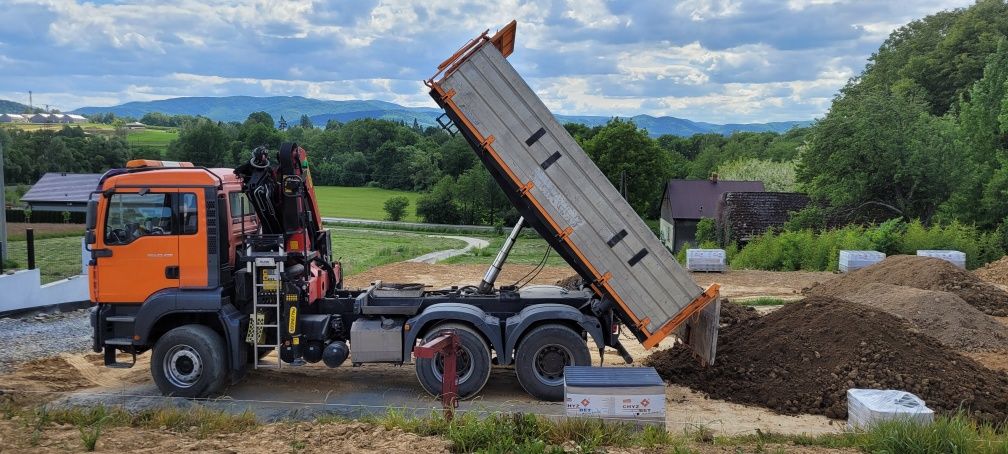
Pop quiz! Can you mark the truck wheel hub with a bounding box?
[165,345,203,388]
[433,346,473,385]
[533,345,571,385]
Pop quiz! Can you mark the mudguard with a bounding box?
[500,304,605,365]
[403,304,502,362]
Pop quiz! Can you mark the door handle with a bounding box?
[165,266,180,279]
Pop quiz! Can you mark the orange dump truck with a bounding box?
[86,23,718,403]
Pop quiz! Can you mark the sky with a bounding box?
[0,0,975,123]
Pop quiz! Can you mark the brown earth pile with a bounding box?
[807,255,1008,316]
[976,256,1008,286]
[644,297,1008,424]
[556,275,583,290]
[823,283,1008,352]
[718,300,760,328]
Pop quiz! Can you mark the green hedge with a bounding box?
[731,219,1004,271]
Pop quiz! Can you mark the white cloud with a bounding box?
[675,0,741,21]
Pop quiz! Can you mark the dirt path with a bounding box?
[406,235,490,264]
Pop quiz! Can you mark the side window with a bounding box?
[180,193,198,235]
[228,192,252,219]
[104,193,174,244]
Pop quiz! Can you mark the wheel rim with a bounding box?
[431,344,475,386]
[532,343,573,386]
[163,345,203,389]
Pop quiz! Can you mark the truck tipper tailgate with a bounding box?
[427,22,719,350]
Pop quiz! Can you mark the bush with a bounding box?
[695,218,716,245]
[382,196,410,222]
[783,205,827,231]
[731,219,1006,271]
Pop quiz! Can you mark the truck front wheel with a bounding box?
[414,323,491,399]
[151,324,227,398]
[514,324,591,401]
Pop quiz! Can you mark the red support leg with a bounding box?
[413,330,460,421]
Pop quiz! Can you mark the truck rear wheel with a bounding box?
[151,324,227,398]
[515,324,590,401]
[414,323,491,399]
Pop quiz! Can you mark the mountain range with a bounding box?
[7,95,810,136]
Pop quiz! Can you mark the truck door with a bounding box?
[95,190,180,303]
[177,191,210,288]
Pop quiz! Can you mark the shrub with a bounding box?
[695,218,716,245]
[783,205,827,231]
[382,196,410,222]
[731,219,1005,271]
[716,158,799,192]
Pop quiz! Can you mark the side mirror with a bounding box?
[85,199,98,230]
[85,230,96,245]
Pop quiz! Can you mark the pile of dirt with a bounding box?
[719,300,760,328]
[807,255,1008,316]
[556,275,583,290]
[976,256,1008,286]
[823,283,1008,352]
[644,297,1008,424]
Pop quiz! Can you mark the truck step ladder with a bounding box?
[248,240,286,370]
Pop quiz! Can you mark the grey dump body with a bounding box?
[428,23,717,349]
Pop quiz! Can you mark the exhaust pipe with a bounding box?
[477,217,524,294]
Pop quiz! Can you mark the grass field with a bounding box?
[5,236,83,284]
[318,228,466,275]
[125,128,176,151]
[443,235,570,268]
[314,186,422,221]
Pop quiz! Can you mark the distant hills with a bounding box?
[64,95,810,137]
[0,99,41,114]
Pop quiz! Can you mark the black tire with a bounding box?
[414,323,491,400]
[514,324,591,401]
[151,324,227,398]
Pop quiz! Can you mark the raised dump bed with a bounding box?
[426,21,718,349]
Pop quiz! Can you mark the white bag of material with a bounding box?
[847,389,934,429]
[839,250,885,272]
[686,249,726,272]
[916,250,966,269]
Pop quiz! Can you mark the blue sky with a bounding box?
[0,0,973,123]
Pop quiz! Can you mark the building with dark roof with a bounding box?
[659,178,765,252]
[20,172,103,212]
[717,191,810,244]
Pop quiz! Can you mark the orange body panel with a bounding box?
[91,168,240,304]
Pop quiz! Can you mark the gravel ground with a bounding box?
[0,309,92,373]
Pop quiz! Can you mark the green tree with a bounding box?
[799,85,958,222]
[383,196,410,221]
[582,119,670,218]
[943,40,1008,227]
[415,176,461,224]
[244,111,275,128]
[167,120,229,167]
[299,114,314,129]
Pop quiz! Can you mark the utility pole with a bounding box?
[28,90,32,112]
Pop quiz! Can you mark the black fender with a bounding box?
[403,304,502,362]
[133,288,247,375]
[500,304,605,366]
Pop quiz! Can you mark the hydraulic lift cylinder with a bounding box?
[477,217,524,293]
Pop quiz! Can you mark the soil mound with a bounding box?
[976,256,1008,286]
[644,297,1008,424]
[826,283,1008,352]
[808,255,1008,316]
[556,275,583,290]
[719,300,760,328]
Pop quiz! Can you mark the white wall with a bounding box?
[0,269,89,313]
